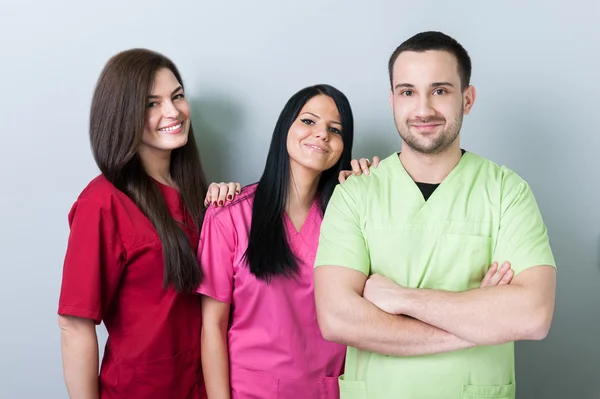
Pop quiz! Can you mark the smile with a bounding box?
[411,124,442,128]
[304,144,329,153]
[159,122,182,132]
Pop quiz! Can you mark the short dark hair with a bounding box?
[388,31,472,91]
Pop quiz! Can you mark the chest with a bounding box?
[111,195,199,287]
[230,210,322,311]
[363,179,501,291]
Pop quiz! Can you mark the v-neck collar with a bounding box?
[392,151,473,219]
[284,199,319,237]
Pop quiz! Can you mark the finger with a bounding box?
[489,262,510,286]
[338,170,352,184]
[498,268,514,285]
[359,158,371,175]
[480,262,498,287]
[350,159,362,175]
[372,156,380,168]
[216,183,228,206]
[206,183,221,207]
[235,183,241,194]
[226,182,237,201]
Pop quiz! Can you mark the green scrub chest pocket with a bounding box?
[433,232,492,292]
[461,382,515,398]
[338,375,366,399]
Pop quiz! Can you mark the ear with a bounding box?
[389,89,394,109]
[463,85,476,115]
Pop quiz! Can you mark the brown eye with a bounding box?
[301,119,315,125]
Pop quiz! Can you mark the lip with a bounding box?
[304,143,329,153]
[158,121,184,134]
[410,123,442,132]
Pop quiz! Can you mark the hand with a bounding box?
[338,156,380,183]
[362,273,405,315]
[204,182,241,207]
[480,261,514,288]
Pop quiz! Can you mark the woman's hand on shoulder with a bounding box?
[204,182,242,207]
[338,156,380,184]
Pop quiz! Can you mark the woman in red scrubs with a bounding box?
[57,48,238,399]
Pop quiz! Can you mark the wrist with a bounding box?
[396,287,419,316]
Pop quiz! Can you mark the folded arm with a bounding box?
[314,265,475,357]
[379,265,556,346]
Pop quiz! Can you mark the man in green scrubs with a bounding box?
[314,31,557,399]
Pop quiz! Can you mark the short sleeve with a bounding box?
[58,199,125,324]
[314,181,370,275]
[196,208,235,303]
[492,174,556,275]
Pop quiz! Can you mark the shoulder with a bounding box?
[67,175,145,233]
[75,174,125,208]
[337,152,399,199]
[464,151,528,194]
[203,182,257,227]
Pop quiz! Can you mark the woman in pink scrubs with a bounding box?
[57,49,239,399]
[198,84,355,399]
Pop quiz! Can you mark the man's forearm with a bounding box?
[403,280,553,346]
[319,293,474,356]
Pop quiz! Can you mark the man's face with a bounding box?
[389,50,475,155]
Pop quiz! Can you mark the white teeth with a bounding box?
[159,123,182,132]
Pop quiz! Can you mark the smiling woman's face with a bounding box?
[286,94,344,177]
[138,68,191,159]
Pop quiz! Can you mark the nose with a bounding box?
[416,95,436,118]
[161,100,179,119]
[312,123,330,141]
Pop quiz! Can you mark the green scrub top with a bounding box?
[315,152,556,399]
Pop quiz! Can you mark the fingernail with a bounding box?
[227,195,232,200]
[236,190,241,194]
[212,202,217,207]
[218,200,224,206]
[365,170,370,175]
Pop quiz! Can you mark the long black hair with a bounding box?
[90,48,208,294]
[243,84,354,281]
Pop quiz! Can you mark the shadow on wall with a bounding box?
[189,93,245,184]
[352,118,401,162]
[491,99,600,399]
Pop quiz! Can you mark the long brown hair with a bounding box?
[89,48,208,293]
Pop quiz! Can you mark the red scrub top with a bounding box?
[58,175,205,399]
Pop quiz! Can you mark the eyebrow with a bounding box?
[394,81,455,91]
[431,81,454,88]
[302,112,342,126]
[147,85,183,100]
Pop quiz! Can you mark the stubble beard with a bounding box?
[395,111,463,155]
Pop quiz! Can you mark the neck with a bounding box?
[138,147,174,187]
[399,142,462,184]
[286,162,320,212]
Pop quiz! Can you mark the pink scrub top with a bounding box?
[197,184,345,399]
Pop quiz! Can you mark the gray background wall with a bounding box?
[1,0,598,397]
